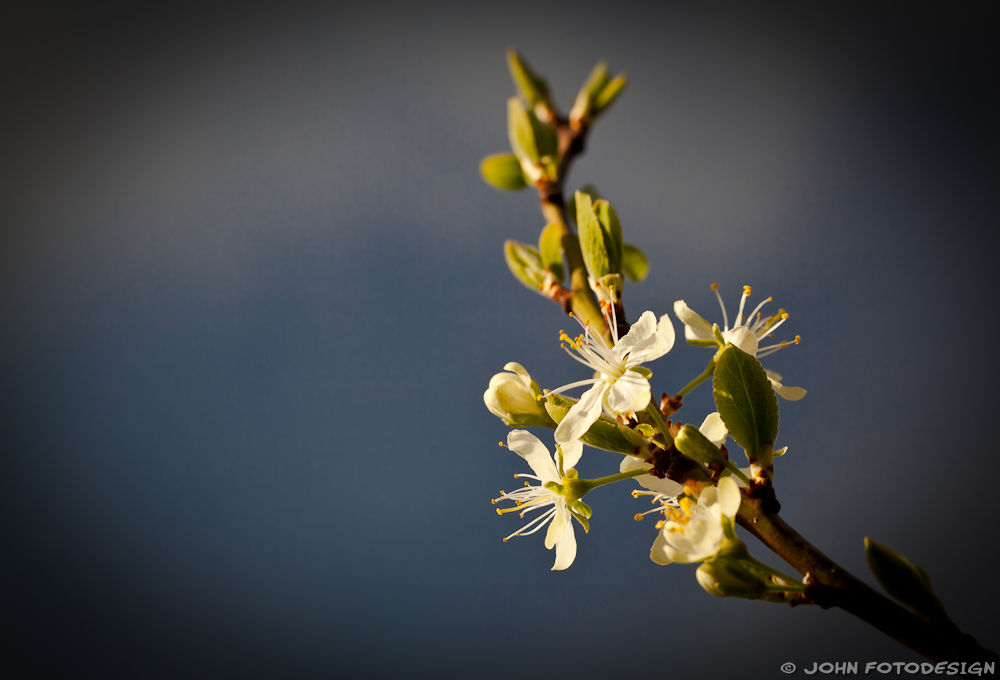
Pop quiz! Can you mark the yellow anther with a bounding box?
[682,486,694,496]
[679,497,695,515]
[655,520,665,530]
[795,335,801,344]
[496,508,503,516]
[631,490,640,498]
[743,285,752,296]
[777,308,786,315]
[634,514,644,521]
[780,312,789,319]
[767,296,773,301]
[502,537,507,542]
[491,499,497,504]
[524,481,530,487]
[780,341,788,348]
[499,441,504,447]
[710,283,719,290]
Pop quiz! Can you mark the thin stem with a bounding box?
[735,495,999,663]
[644,402,674,447]
[577,466,652,493]
[722,460,751,487]
[676,357,717,398]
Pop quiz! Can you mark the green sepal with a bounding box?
[621,243,649,282]
[480,153,528,191]
[713,346,779,464]
[571,499,593,519]
[503,240,545,291]
[543,393,647,454]
[593,199,623,274]
[538,223,565,283]
[865,538,944,619]
[570,509,591,533]
[674,423,725,464]
[629,366,652,379]
[575,190,611,278]
[571,60,610,121]
[593,74,627,114]
[566,185,600,227]
[506,49,550,109]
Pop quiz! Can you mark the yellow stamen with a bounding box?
[682,486,694,496]
[780,312,789,319]
[655,520,665,529]
[743,285,752,296]
[502,537,507,542]
[710,283,719,290]
[499,441,505,447]
[795,335,801,344]
[634,514,644,521]
[679,497,695,516]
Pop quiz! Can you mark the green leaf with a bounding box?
[538,223,565,283]
[575,190,610,278]
[480,154,527,191]
[865,538,944,619]
[571,60,609,121]
[713,346,779,462]
[503,240,545,291]
[593,74,627,114]
[543,393,646,454]
[593,200,623,274]
[507,98,538,163]
[506,49,549,109]
[565,185,601,226]
[621,243,649,282]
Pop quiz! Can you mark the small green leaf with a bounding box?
[565,185,600,226]
[480,154,527,191]
[713,346,779,463]
[506,49,549,109]
[635,423,656,438]
[543,393,645,454]
[865,538,944,619]
[571,60,610,121]
[621,243,649,282]
[530,111,558,161]
[538,223,565,283]
[507,98,538,163]
[503,240,545,291]
[575,191,610,278]
[593,200,623,274]
[593,74,627,114]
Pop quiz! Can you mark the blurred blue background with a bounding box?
[2,2,997,678]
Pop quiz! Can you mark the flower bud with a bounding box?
[484,363,556,428]
[696,557,767,600]
[675,423,726,465]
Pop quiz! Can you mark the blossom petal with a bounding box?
[560,439,583,471]
[763,369,784,383]
[613,310,658,360]
[769,378,807,401]
[722,326,759,356]
[503,361,533,389]
[551,511,577,571]
[544,503,568,549]
[554,382,607,445]
[698,412,728,447]
[673,300,715,340]
[620,455,684,496]
[630,313,676,364]
[606,370,651,413]
[506,430,559,483]
[717,477,742,519]
[650,529,673,566]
